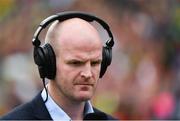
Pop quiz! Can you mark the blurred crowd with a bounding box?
[0,0,180,120]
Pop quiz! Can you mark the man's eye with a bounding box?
[69,61,83,66]
[91,61,101,66]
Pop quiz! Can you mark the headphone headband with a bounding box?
[32,11,114,48]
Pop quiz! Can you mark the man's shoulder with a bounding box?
[92,107,118,120]
[0,92,51,120]
[0,101,34,120]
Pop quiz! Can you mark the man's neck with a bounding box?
[48,82,85,120]
[63,101,84,120]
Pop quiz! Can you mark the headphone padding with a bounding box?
[100,46,112,78]
[42,44,56,79]
[34,46,47,78]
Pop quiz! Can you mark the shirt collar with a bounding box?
[41,88,94,120]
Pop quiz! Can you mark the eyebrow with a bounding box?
[66,58,102,63]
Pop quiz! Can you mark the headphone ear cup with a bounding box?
[42,43,56,79]
[33,43,56,79]
[99,46,112,78]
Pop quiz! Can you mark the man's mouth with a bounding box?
[75,83,94,86]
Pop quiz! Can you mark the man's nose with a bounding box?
[80,62,92,79]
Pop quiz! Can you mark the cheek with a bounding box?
[93,66,101,78]
[55,63,75,91]
[56,61,79,82]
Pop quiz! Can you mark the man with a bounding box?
[1,16,116,120]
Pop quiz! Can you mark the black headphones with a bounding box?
[32,11,114,79]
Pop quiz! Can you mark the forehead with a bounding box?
[59,40,103,60]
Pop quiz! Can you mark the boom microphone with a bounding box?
[83,112,108,120]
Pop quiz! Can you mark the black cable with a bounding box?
[42,78,48,102]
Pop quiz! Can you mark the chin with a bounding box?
[76,93,93,101]
[78,97,91,102]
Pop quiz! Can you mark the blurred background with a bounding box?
[0,0,180,120]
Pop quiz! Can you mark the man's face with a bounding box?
[55,37,102,102]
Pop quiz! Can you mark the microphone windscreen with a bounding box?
[83,112,108,120]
